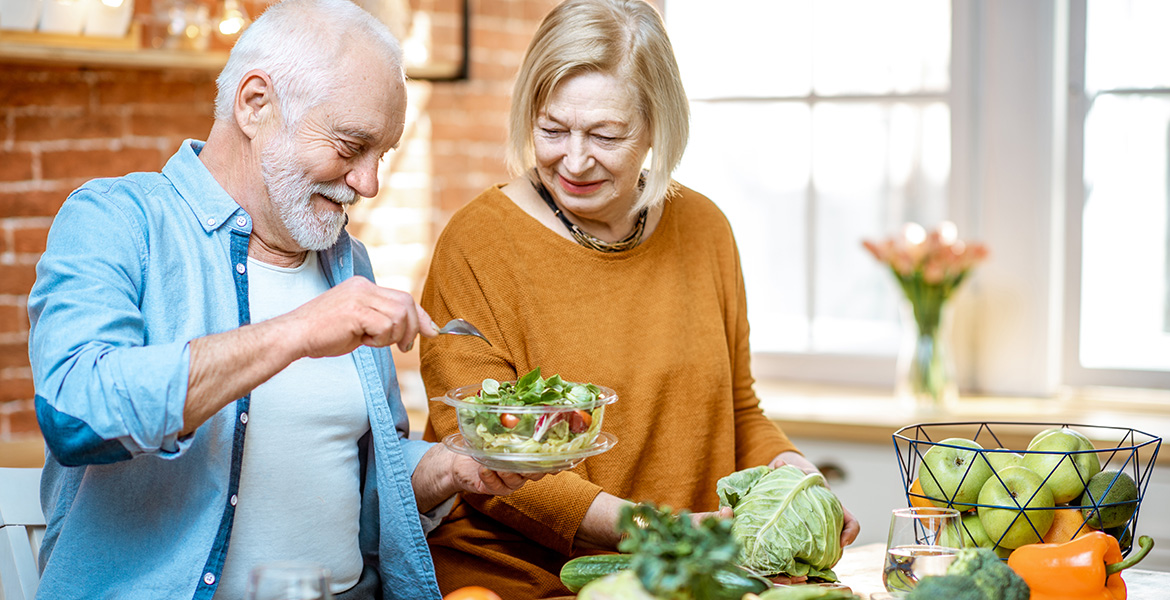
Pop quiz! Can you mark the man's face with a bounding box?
[258,57,407,252]
[260,128,358,251]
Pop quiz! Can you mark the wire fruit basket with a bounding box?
[892,422,1161,558]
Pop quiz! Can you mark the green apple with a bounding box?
[919,438,994,509]
[985,449,1023,473]
[1031,426,1093,448]
[940,512,995,549]
[1021,428,1101,504]
[977,465,1056,549]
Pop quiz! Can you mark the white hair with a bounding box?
[214,0,404,127]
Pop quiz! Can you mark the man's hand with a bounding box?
[184,276,436,436]
[278,275,437,356]
[412,445,543,513]
[769,451,861,548]
[449,454,540,496]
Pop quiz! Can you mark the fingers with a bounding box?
[689,506,734,527]
[473,467,527,496]
[416,305,439,338]
[326,278,420,351]
[840,508,861,546]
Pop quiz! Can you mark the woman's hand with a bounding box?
[688,505,733,527]
[769,451,861,548]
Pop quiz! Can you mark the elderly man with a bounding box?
[26,1,522,598]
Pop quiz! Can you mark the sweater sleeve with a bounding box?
[419,198,604,555]
[726,231,801,469]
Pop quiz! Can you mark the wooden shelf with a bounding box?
[0,25,461,77]
[0,24,228,71]
[0,43,229,71]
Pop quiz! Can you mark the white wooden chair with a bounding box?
[0,468,45,600]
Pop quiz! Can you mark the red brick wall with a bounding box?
[0,0,558,441]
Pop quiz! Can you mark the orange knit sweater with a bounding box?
[418,183,798,598]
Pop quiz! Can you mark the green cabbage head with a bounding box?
[716,465,845,580]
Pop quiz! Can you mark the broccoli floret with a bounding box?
[906,547,1029,600]
[906,575,988,600]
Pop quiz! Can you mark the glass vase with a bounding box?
[896,298,958,411]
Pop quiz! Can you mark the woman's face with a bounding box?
[533,71,651,227]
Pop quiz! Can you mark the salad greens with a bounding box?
[458,367,608,454]
[578,503,748,600]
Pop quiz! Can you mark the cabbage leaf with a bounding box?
[716,465,845,580]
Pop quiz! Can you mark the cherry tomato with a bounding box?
[443,586,502,600]
[499,413,520,428]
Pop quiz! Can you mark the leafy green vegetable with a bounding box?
[717,465,845,580]
[476,367,603,407]
[906,547,1029,600]
[614,503,745,600]
[457,367,608,455]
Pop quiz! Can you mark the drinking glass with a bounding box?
[882,507,963,594]
[245,562,334,600]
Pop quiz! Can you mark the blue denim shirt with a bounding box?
[27,140,443,600]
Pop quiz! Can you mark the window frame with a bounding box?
[670,0,973,389]
[1060,0,1170,390]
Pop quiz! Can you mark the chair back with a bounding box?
[0,468,44,600]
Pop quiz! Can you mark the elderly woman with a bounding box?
[419,0,859,596]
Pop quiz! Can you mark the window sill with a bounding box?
[755,379,1170,464]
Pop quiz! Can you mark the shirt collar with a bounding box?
[162,139,251,233]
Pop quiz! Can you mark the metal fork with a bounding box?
[436,318,492,346]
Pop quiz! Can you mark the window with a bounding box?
[665,0,954,385]
[1064,0,1170,388]
[665,0,1170,394]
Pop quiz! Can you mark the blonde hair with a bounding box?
[506,0,689,213]
[214,0,403,127]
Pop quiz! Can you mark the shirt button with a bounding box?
[240,412,248,424]
[203,572,215,585]
[230,494,238,506]
[235,216,247,227]
[206,218,217,227]
[236,263,246,274]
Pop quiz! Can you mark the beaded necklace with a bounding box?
[530,176,647,253]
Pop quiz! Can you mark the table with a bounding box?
[834,543,1170,599]
[551,543,1170,599]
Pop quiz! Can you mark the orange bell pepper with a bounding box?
[1007,531,1153,600]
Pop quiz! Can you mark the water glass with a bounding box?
[882,507,963,594]
[245,562,334,600]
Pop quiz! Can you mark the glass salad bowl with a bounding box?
[435,369,619,473]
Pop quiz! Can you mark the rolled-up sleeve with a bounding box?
[29,188,191,466]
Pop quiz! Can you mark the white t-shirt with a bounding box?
[213,252,368,599]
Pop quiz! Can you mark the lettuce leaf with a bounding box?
[716,465,845,580]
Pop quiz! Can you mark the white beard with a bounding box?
[260,133,360,251]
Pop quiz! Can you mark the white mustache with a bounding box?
[313,180,359,206]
